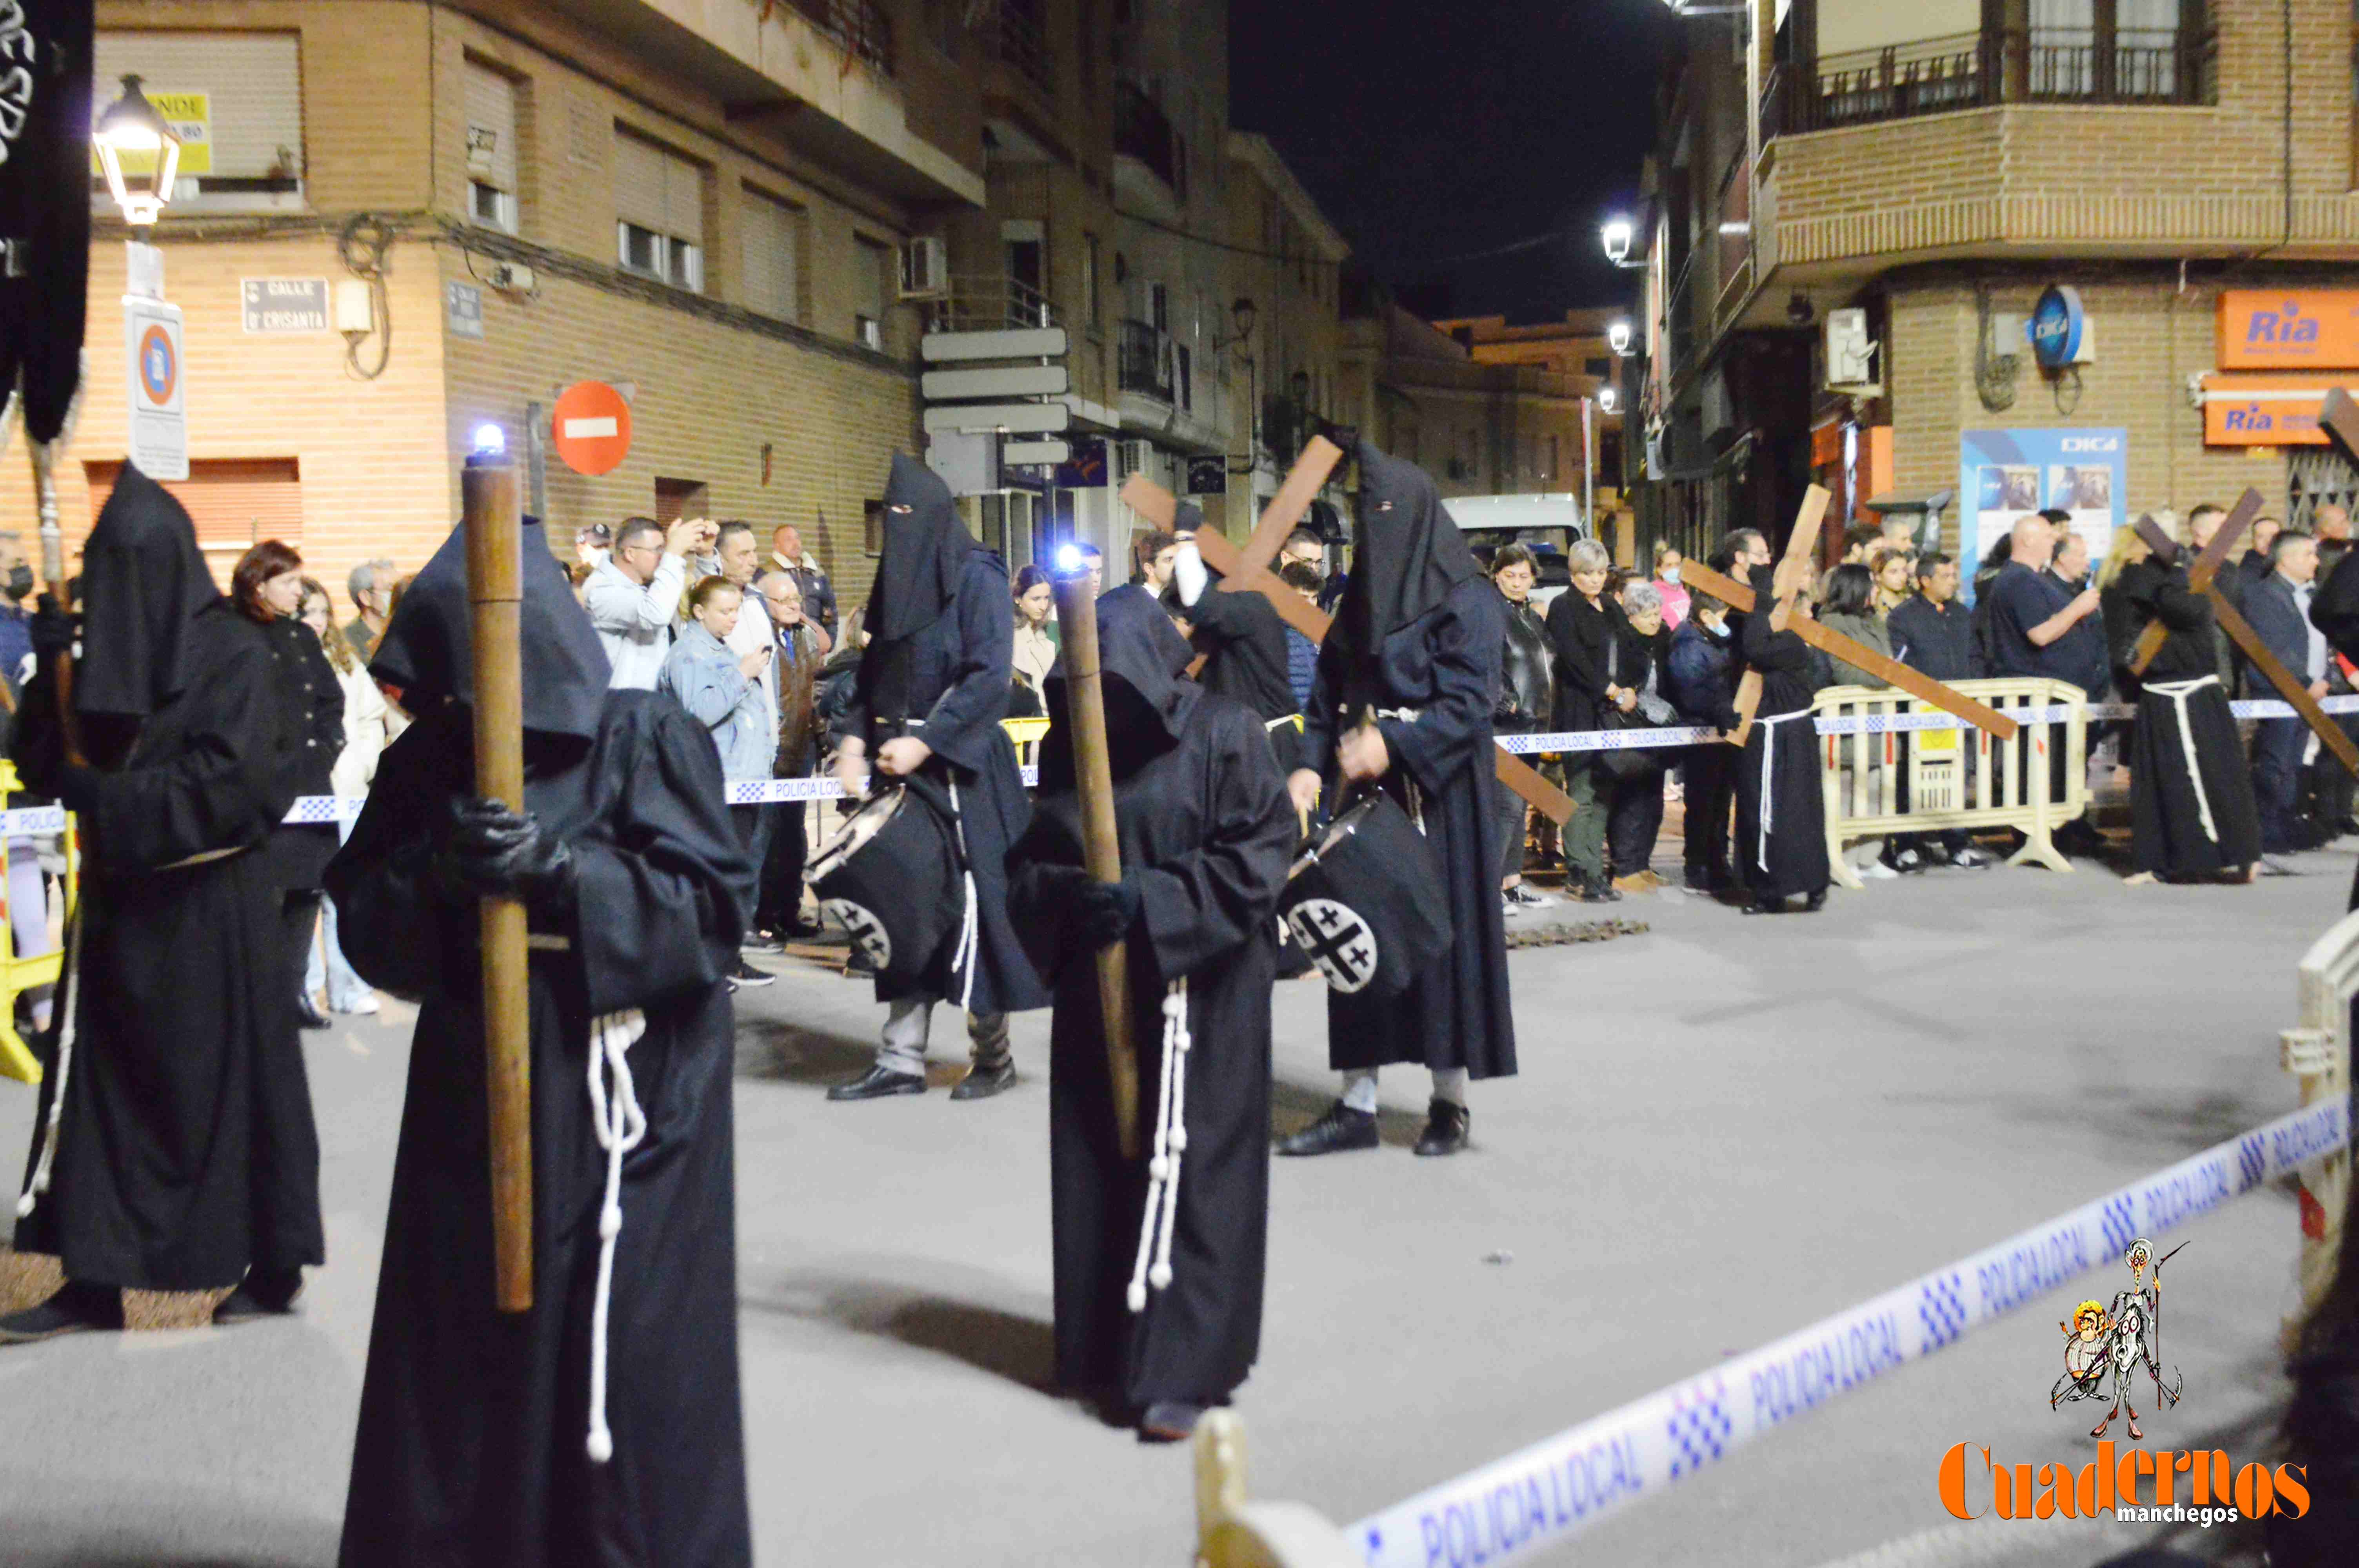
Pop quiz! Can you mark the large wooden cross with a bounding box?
[1727,487,1832,746]
[1119,465,1578,826]
[2126,489,2259,677]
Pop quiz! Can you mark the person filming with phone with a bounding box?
[589,513,710,688]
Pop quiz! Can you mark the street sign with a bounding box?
[125,298,187,481]
[920,327,1068,362]
[1003,439,1070,467]
[921,402,1069,434]
[241,278,330,333]
[445,280,485,341]
[1187,456,1226,495]
[551,380,632,475]
[921,364,1069,400]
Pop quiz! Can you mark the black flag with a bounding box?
[0,0,95,445]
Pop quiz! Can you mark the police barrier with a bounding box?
[0,762,73,1086]
[1194,910,2359,1566]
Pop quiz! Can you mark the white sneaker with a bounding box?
[1503,884,1556,908]
[337,994,381,1016]
[1858,859,1901,881]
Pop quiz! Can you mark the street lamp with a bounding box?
[1598,386,1621,415]
[1607,319,1635,357]
[1601,218,1634,266]
[1213,297,1261,477]
[93,74,181,230]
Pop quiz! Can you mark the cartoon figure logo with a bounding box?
[2051,1238,2185,1440]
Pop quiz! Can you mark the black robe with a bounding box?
[9,477,320,1292]
[333,522,754,1568]
[2118,559,2261,877]
[1302,577,1516,1078]
[832,548,1047,1016]
[1009,595,1294,1406]
[1185,580,1301,769]
[1733,590,1830,901]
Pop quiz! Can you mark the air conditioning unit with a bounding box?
[1113,439,1155,481]
[1825,307,1879,388]
[899,236,949,299]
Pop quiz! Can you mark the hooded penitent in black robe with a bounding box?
[2312,548,2359,910]
[1009,592,1294,1408]
[1300,442,1516,1079]
[2117,559,2261,878]
[8,466,322,1290]
[330,521,755,1568]
[1732,566,1830,902]
[832,454,1045,1015]
[1171,505,1299,731]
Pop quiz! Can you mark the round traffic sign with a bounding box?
[551,381,632,477]
[138,325,176,405]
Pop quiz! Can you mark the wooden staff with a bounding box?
[29,445,82,764]
[461,446,534,1313]
[1051,557,1142,1162]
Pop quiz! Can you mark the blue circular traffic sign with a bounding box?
[138,325,176,404]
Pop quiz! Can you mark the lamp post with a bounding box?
[93,75,181,236]
[1212,295,1259,481]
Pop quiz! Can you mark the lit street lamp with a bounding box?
[1598,386,1621,415]
[93,74,181,231]
[1600,218,1635,267]
[1607,319,1635,356]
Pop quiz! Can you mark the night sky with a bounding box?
[1230,0,1672,324]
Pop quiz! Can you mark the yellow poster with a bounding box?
[91,90,212,178]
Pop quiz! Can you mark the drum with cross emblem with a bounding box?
[806,785,961,987]
[1277,793,1453,999]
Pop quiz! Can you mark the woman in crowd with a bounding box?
[1650,539,1691,628]
[298,578,384,1020]
[1817,562,1900,883]
[1544,537,1629,904]
[1605,579,1676,891]
[1489,544,1554,913]
[1870,548,1914,616]
[233,544,346,1034]
[659,576,775,862]
[1010,563,1060,719]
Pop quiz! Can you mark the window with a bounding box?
[854,236,891,350]
[464,59,520,234]
[741,185,804,322]
[1083,232,1101,331]
[94,30,304,214]
[1586,357,1612,378]
[1149,281,1168,333]
[614,127,705,292]
[1546,434,1560,481]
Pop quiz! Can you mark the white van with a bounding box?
[1442,493,1590,608]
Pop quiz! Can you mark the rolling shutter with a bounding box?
[614,127,702,243]
[741,185,801,321]
[84,459,303,583]
[464,60,518,194]
[94,30,302,181]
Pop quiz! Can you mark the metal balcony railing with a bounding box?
[1118,319,1174,403]
[787,0,893,76]
[1115,80,1183,197]
[1770,24,2214,132]
[923,274,1060,334]
[982,0,1053,95]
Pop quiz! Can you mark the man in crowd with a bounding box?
[2244,528,2328,860]
[1664,590,1738,893]
[1886,551,1994,869]
[344,556,398,662]
[574,522,611,571]
[1986,513,2106,852]
[2241,515,2286,588]
[0,531,34,694]
[1077,541,1105,599]
[1279,562,1322,715]
[769,521,838,639]
[587,515,699,689]
[754,570,825,941]
[713,521,782,986]
[2315,504,2351,576]
[1279,527,1324,580]
[1133,530,1180,596]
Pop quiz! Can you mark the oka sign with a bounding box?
[2027,285,2086,370]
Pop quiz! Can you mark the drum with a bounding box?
[1277,793,1453,998]
[807,785,961,987]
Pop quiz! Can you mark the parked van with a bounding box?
[1443,493,1589,608]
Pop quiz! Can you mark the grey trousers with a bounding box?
[877,997,1011,1077]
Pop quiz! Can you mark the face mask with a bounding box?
[1660,566,1681,585]
[4,565,31,600]
[1703,619,1728,639]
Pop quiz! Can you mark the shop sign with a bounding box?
[1957,428,2124,603]
[1187,456,1227,496]
[2217,292,2359,371]
[2201,377,2353,446]
[2027,286,2086,370]
[90,91,211,176]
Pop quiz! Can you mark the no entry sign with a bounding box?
[551,381,632,476]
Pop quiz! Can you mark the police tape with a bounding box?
[1345,1094,2351,1568]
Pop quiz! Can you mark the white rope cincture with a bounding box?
[1126,977,1191,1314]
[1751,710,1810,872]
[15,911,83,1220]
[2147,677,2222,845]
[945,779,979,1014]
[584,1006,648,1466]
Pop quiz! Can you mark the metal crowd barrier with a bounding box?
[1194,905,2359,1566]
[0,761,74,1086]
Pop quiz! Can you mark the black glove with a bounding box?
[432,797,574,910]
[1071,873,1143,949]
[29,593,73,660]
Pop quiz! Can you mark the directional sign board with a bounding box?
[919,327,1068,363]
[921,402,1070,435]
[551,381,632,476]
[920,364,1069,400]
[125,297,188,481]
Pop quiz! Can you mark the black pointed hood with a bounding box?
[867,453,980,644]
[75,464,224,718]
[368,518,611,739]
[1039,583,1202,787]
[1334,439,1478,659]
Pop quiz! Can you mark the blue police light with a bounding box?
[471,422,506,457]
[1055,542,1084,574]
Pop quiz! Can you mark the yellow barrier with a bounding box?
[1003,715,1051,767]
[1815,677,2090,891]
[0,759,76,1085]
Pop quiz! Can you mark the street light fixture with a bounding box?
[93,74,182,230]
[1598,386,1621,415]
[1601,218,1634,266]
[1607,319,1635,356]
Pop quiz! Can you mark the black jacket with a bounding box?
[1664,618,1737,728]
[1886,595,1979,684]
[1544,589,1625,732]
[1493,593,1552,733]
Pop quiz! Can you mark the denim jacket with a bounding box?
[659,620,773,780]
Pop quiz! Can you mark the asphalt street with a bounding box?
[0,836,2348,1568]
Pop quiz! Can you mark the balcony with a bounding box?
[923,274,1061,335]
[1118,319,1174,404]
[1115,80,1183,202]
[981,0,1053,96]
[1763,26,2214,136]
[785,0,892,78]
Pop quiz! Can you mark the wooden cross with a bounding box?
[1678,558,2021,740]
[1157,437,1344,678]
[1119,468,1579,826]
[2126,488,2259,678]
[1727,487,1832,746]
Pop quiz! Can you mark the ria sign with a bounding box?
[2028,285,2086,370]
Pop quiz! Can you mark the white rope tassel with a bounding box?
[1126,978,1190,1313]
[1753,711,1806,872]
[585,1007,648,1465]
[16,911,84,1220]
[947,779,979,1014]
[2149,678,2221,845]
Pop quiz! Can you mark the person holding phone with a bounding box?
[660,575,778,989]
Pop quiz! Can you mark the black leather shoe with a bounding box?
[215,1267,304,1324]
[1275,1100,1378,1156]
[1413,1098,1470,1157]
[949,1059,1017,1101]
[298,995,330,1030]
[827,1065,927,1102]
[1741,895,1784,915]
[0,1282,124,1345]
[1139,1401,1205,1442]
[1802,888,1829,912]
